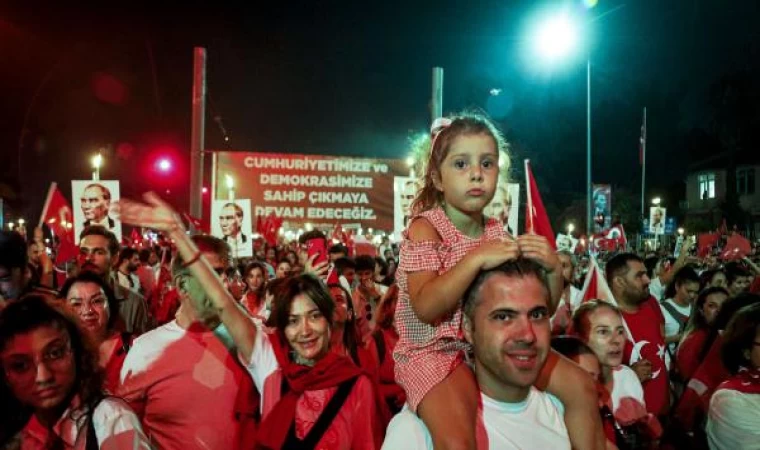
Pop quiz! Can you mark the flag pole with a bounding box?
[640,107,647,218]
[524,159,533,234]
[39,182,57,228]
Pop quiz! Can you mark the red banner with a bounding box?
[214,152,408,230]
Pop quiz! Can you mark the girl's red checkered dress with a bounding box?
[393,207,507,411]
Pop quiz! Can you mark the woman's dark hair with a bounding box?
[699,269,725,291]
[374,257,388,278]
[269,275,335,346]
[721,303,760,373]
[699,293,760,363]
[59,271,120,331]
[375,284,399,330]
[551,335,596,362]
[683,287,729,336]
[663,266,700,299]
[0,296,103,444]
[327,283,361,365]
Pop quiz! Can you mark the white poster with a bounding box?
[486,182,520,236]
[211,199,253,258]
[556,233,579,253]
[72,180,122,244]
[393,176,419,240]
[649,206,666,235]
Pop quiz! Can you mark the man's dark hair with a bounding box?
[462,258,550,321]
[0,231,28,271]
[721,301,760,373]
[118,247,138,265]
[79,225,120,257]
[299,230,326,245]
[329,244,348,256]
[138,248,152,264]
[604,253,644,288]
[725,262,751,286]
[83,183,111,201]
[334,257,356,275]
[355,255,375,272]
[171,235,231,278]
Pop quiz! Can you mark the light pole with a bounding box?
[91,153,103,181]
[225,174,235,201]
[532,12,593,236]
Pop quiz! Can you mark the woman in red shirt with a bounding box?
[60,272,133,394]
[677,287,729,380]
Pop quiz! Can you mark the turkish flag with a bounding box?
[261,213,282,247]
[40,183,78,264]
[524,160,556,249]
[721,233,751,261]
[698,232,720,258]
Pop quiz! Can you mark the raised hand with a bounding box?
[473,237,520,270]
[115,192,184,233]
[517,234,560,273]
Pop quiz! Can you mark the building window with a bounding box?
[699,173,716,200]
[737,168,756,195]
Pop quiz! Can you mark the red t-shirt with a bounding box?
[622,297,670,416]
[676,328,709,381]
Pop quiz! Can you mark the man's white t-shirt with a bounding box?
[610,365,647,425]
[382,388,569,450]
[707,389,760,450]
[119,321,250,450]
[659,298,691,354]
[649,277,665,301]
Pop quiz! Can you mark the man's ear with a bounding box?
[463,313,474,345]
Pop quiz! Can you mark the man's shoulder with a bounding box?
[382,407,432,450]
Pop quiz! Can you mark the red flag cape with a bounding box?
[524,160,556,249]
[39,183,78,264]
[721,233,751,261]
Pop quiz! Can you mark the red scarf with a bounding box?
[719,366,760,394]
[255,333,363,450]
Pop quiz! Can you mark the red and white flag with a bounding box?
[39,183,78,264]
[524,160,556,249]
[578,256,633,340]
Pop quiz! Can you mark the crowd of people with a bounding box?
[1,112,759,449]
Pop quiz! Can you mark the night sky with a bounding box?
[2,0,759,226]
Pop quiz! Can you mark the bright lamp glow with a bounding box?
[652,197,661,206]
[225,174,235,190]
[534,13,579,62]
[91,153,103,169]
[158,159,171,172]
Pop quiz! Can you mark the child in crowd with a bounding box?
[393,112,603,449]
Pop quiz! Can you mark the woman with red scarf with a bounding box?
[252,275,383,449]
[706,302,760,449]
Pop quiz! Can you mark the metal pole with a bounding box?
[431,67,444,123]
[586,59,592,237]
[189,47,207,220]
[640,107,647,217]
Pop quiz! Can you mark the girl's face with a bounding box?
[709,272,728,289]
[285,294,331,363]
[329,286,350,324]
[435,133,499,218]
[583,307,626,368]
[702,291,728,325]
[66,281,110,338]
[246,267,266,291]
[276,261,292,279]
[1,325,76,414]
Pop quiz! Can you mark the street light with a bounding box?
[91,153,103,181]
[567,223,575,234]
[531,11,592,237]
[677,227,685,236]
[225,174,235,200]
[652,197,661,206]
